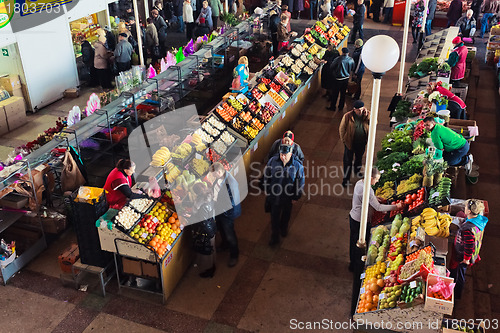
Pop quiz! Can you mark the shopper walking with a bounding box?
[449,199,488,299]
[447,36,468,86]
[93,36,113,89]
[269,10,281,58]
[184,0,195,41]
[152,9,168,56]
[191,182,217,278]
[382,0,394,24]
[456,9,477,38]
[146,18,160,65]
[422,117,473,172]
[412,0,425,43]
[267,130,305,163]
[350,0,365,43]
[277,14,297,51]
[446,0,463,27]
[333,0,345,23]
[197,1,213,30]
[173,0,185,32]
[339,100,369,187]
[210,0,223,29]
[351,39,365,100]
[327,47,355,111]
[320,43,339,98]
[114,33,134,73]
[295,0,305,19]
[263,143,305,246]
[479,0,499,38]
[426,0,437,35]
[310,0,318,19]
[210,162,241,268]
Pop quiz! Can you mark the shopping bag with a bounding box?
[61,150,86,193]
[347,80,358,95]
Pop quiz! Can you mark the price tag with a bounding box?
[295,97,298,104]
[431,192,440,199]
[166,244,172,251]
[141,232,148,238]
[171,233,177,239]
[391,236,397,242]
[360,287,365,294]
[379,293,386,300]
[281,111,286,119]
[410,281,417,289]
[360,273,366,279]
[308,82,311,89]
[152,217,159,223]
[252,142,259,151]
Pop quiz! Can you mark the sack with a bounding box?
[61,150,86,193]
[193,232,214,255]
[305,0,310,8]
[347,80,358,95]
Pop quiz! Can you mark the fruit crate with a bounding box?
[370,211,389,227]
[428,195,451,209]
[171,147,195,168]
[397,259,434,284]
[396,279,425,309]
[404,243,436,264]
[390,187,427,218]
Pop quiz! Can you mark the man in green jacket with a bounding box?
[423,117,473,173]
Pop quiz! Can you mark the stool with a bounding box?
[71,259,115,297]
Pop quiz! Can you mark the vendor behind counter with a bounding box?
[103,159,148,209]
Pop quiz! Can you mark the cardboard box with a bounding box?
[58,244,80,273]
[0,193,29,209]
[122,257,142,276]
[0,109,8,136]
[20,84,32,112]
[425,235,448,255]
[11,87,23,98]
[0,96,27,131]
[425,274,454,315]
[0,75,21,94]
[63,88,79,98]
[6,113,26,131]
[141,261,159,278]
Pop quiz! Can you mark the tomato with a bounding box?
[405,198,412,205]
[412,193,417,200]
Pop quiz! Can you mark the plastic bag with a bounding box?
[67,106,81,127]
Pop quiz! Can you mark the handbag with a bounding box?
[193,231,214,255]
[347,80,358,95]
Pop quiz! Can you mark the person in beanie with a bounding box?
[351,39,365,100]
[327,47,355,111]
[447,36,468,86]
[339,100,370,187]
[195,16,210,36]
[267,130,305,163]
[450,199,488,299]
[114,33,134,73]
[210,162,241,267]
[263,144,305,246]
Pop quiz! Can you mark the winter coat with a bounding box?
[93,41,110,69]
[269,13,280,34]
[447,42,468,80]
[456,15,476,37]
[383,0,394,8]
[277,22,292,42]
[427,0,438,20]
[263,155,305,205]
[146,23,159,48]
[447,0,463,25]
[209,0,224,16]
[114,39,134,63]
[321,48,340,89]
[173,0,184,16]
[105,31,116,50]
[81,41,94,67]
[339,109,370,150]
[267,139,305,163]
[353,3,365,25]
[330,54,355,80]
[184,1,194,23]
[195,22,211,37]
[197,6,213,30]
[352,46,365,76]
[153,15,168,42]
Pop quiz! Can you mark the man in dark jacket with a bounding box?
[351,39,365,100]
[426,0,437,35]
[104,26,117,50]
[371,0,382,22]
[80,39,96,85]
[152,8,168,56]
[211,162,242,267]
[327,47,355,111]
[269,10,281,58]
[114,33,134,72]
[456,9,477,37]
[471,0,483,23]
[350,0,365,42]
[267,131,305,163]
[263,144,305,246]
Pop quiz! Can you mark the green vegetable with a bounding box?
[375,152,409,171]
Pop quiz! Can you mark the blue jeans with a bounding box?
[480,13,493,37]
[177,15,184,32]
[383,7,393,23]
[216,214,239,258]
[350,24,363,42]
[310,0,318,19]
[443,141,470,166]
[425,19,432,35]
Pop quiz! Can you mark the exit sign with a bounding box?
[1,49,8,57]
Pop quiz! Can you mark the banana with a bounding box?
[426,226,440,236]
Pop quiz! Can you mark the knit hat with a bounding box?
[199,17,206,24]
[452,36,462,44]
[353,100,364,109]
[283,130,294,143]
[355,39,363,47]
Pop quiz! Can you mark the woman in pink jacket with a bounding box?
[447,36,468,86]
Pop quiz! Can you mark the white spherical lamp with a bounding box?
[361,35,400,74]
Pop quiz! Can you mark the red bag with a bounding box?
[305,0,310,8]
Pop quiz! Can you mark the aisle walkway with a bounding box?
[0,19,499,333]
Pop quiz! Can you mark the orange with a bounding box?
[172,212,178,219]
[168,217,175,224]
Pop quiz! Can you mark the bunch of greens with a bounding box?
[393,100,418,122]
[399,158,424,177]
[376,152,410,171]
[220,13,239,26]
[377,130,413,159]
[374,169,399,189]
[409,57,439,77]
[424,158,449,176]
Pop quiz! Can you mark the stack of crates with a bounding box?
[486,25,500,65]
[71,187,112,268]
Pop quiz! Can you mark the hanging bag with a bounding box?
[61,150,86,193]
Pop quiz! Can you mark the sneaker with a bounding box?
[465,154,474,175]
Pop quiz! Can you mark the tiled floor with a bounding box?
[1,18,499,333]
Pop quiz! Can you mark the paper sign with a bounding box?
[360,273,366,279]
[141,232,148,238]
[410,281,417,289]
[166,244,172,251]
[379,293,385,300]
[360,287,365,294]
[391,236,397,242]
[281,111,286,119]
[153,217,159,223]
[431,192,440,199]
[171,233,177,239]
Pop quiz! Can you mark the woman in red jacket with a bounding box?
[427,81,467,119]
[447,36,468,86]
[104,159,147,209]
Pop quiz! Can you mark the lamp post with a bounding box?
[358,36,400,249]
[133,0,145,67]
[396,0,413,94]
